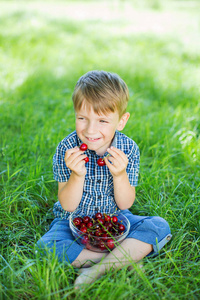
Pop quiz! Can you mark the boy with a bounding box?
[37,70,171,286]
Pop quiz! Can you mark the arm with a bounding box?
[57,147,87,212]
[112,174,135,210]
[104,147,136,210]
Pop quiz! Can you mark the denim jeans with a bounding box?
[36,209,172,263]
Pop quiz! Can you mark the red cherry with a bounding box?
[80,143,88,151]
[89,231,95,236]
[97,158,106,166]
[94,223,101,230]
[102,224,110,233]
[81,235,89,244]
[80,227,87,233]
[118,224,125,232]
[104,214,111,222]
[94,236,101,242]
[84,157,89,163]
[73,213,126,251]
[80,223,86,229]
[73,217,82,227]
[99,241,106,250]
[87,221,93,228]
[97,218,104,225]
[95,212,102,219]
[95,229,102,237]
[112,216,118,223]
[107,239,115,249]
[106,222,113,229]
[83,216,90,223]
[102,233,108,239]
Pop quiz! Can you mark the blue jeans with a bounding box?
[36,210,172,263]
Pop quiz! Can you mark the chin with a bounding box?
[88,145,98,151]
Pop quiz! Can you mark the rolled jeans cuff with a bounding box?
[153,233,172,253]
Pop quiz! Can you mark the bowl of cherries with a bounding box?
[69,211,130,252]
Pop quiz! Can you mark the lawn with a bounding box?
[0,0,199,299]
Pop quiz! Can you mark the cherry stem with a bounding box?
[102,154,111,161]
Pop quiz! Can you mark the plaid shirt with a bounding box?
[53,130,140,219]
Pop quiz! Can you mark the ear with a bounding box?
[117,112,130,131]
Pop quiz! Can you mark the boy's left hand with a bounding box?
[104,146,128,177]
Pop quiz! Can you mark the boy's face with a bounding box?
[75,102,129,156]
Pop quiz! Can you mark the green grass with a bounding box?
[0,0,199,299]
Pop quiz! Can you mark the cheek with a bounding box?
[101,126,115,137]
[76,121,84,131]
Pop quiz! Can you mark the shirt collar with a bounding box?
[110,130,118,148]
[77,134,82,147]
[102,130,119,158]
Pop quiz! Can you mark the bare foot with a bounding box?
[74,265,102,289]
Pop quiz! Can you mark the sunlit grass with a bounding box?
[0,0,200,299]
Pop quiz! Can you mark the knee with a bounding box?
[36,238,71,263]
[150,216,171,239]
[35,238,54,255]
[36,238,45,249]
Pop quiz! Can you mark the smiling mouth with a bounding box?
[86,137,101,142]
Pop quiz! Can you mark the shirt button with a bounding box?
[97,179,101,183]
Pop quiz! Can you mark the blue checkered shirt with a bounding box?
[53,130,140,219]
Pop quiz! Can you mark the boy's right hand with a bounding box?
[64,147,87,177]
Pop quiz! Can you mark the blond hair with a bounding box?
[72,70,129,118]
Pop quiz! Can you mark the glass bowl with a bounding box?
[69,211,130,252]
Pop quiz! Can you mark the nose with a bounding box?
[85,120,96,135]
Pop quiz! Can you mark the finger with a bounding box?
[107,147,124,161]
[107,146,125,157]
[107,148,124,164]
[65,151,87,167]
[107,147,127,164]
[65,147,79,159]
[106,156,115,165]
[70,159,87,176]
[104,156,127,177]
[73,158,87,169]
[105,156,125,170]
[66,156,87,173]
[70,154,88,167]
[104,157,115,171]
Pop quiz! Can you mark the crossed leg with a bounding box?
[72,238,152,287]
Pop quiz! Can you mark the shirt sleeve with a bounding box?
[126,143,140,187]
[53,141,72,182]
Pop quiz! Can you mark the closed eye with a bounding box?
[100,120,108,123]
